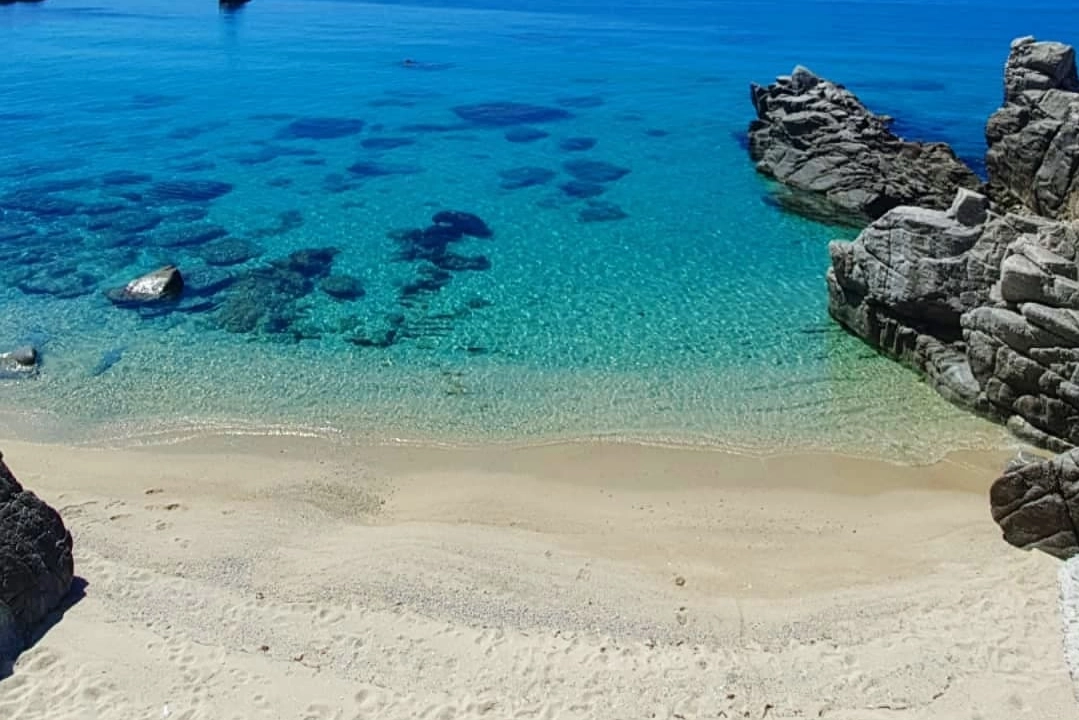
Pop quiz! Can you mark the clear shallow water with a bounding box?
[1,0,1071,458]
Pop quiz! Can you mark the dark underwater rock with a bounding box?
[401,263,453,299]
[197,238,261,266]
[360,136,416,150]
[434,253,491,271]
[1,192,81,217]
[143,179,233,204]
[149,222,228,247]
[106,265,184,306]
[432,210,492,238]
[645,128,670,137]
[556,95,604,108]
[277,117,365,140]
[164,206,209,223]
[498,166,556,189]
[270,246,338,278]
[748,65,980,225]
[230,143,320,166]
[504,127,549,143]
[249,209,304,239]
[578,200,628,222]
[86,208,164,234]
[346,160,424,178]
[559,180,606,199]
[319,274,365,300]
[16,269,97,299]
[0,450,75,661]
[563,159,631,184]
[453,102,572,127]
[559,137,598,152]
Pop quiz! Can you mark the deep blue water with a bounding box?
[0,0,1071,457]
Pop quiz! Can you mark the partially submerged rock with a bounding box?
[748,65,981,226]
[106,265,184,306]
[0,345,38,379]
[0,451,75,659]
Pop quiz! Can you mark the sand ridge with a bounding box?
[0,437,1072,719]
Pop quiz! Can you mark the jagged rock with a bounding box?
[986,37,1079,219]
[748,65,980,226]
[106,266,184,306]
[991,447,1079,558]
[0,451,75,659]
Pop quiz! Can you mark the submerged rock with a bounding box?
[0,450,75,661]
[319,274,365,300]
[748,65,980,226]
[106,265,184,306]
[277,117,364,140]
[453,102,572,127]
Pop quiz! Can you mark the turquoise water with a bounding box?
[0,0,1072,457]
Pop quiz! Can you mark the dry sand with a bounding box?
[0,435,1073,719]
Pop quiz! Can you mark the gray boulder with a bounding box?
[748,66,981,226]
[991,447,1079,559]
[106,265,184,306]
[0,451,74,659]
[0,345,38,379]
[986,36,1079,219]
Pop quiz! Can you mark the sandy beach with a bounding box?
[0,435,1071,719]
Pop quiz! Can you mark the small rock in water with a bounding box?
[498,166,556,190]
[578,200,628,222]
[504,127,549,144]
[106,265,184,306]
[559,137,598,152]
[453,102,572,127]
[563,159,631,183]
[0,345,38,379]
[560,180,606,199]
[431,210,492,238]
[319,274,365,300]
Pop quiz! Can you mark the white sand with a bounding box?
[0,436,1073,719]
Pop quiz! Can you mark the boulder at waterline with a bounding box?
[0,345,38,379]
[106,265,184,306]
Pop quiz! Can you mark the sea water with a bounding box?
[0,0,1074,458]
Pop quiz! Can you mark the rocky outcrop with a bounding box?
[0,451,74,659]
[991,448,1079,559]
[829,183,1079,451]
[106,265,184,307]
[748,66,981,226]
[986,37,1079,219]
[818,37,1079,453]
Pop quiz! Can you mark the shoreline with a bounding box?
[1,433,1074,717]
[0,406,1017,467]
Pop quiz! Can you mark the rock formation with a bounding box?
[814,38,1079,453]
[748,66,981,226]
[0,451,74,659]
[991,448,1079,559]
[986,37,1079,219]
